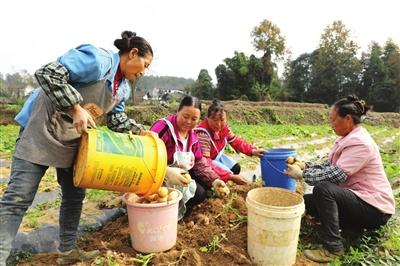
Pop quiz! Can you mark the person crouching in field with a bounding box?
[150,96,230,219]
[195,100,265,185]
[0,31,154,266]
[285,95,395,263]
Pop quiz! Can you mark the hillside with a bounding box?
[1,101,399,127]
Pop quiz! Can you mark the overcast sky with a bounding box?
[1,0,399,82]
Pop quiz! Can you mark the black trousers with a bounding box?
[230,163,241,175]
[186,180,207,209]
[304,181,391,252]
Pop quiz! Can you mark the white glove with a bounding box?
[165,167,190,186]
[284,164,303,180]
[212,179,230,198]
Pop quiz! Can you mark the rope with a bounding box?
[264,158,287,175]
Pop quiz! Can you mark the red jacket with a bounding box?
[196,119,255,181]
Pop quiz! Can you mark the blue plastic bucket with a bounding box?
[260,148,297,191]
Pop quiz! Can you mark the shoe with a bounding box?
[57,248,101,265]
[304,248,343,263]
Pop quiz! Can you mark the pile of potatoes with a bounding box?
[286,156,305,170]
[126,187,180,205]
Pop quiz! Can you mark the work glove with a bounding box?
[165,167,190,186]
[212,179,230,198]
[284,164,303,180]
[229,174,248,185]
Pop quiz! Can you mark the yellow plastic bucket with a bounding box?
[73,129,167,196]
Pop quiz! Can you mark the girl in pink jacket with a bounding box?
[285,95,395,263]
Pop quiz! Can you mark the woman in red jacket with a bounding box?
[196,100,264,184]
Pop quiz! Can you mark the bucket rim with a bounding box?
[246,187,304,209]
[123,188,183,208]
[265,148,296,153]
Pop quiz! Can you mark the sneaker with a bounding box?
[304,248,343,263]
[57,248,101,265]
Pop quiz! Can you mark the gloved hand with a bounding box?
[165,167,190,186]
[294,160,306,170]
[212,179,230,198]
[284,164,303,180]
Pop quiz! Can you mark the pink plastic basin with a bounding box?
[122,189,183,253]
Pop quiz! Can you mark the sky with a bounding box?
[1,0,399,82]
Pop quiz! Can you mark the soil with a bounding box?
[17,182,322,266]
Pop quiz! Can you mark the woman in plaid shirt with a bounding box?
[0,31,153,265]
[286,95,395,263]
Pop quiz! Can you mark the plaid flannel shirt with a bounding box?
[35,61,143,134]
[303,160,348,185]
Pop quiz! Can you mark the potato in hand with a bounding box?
[181,172,192,184]
[286,156,295,164]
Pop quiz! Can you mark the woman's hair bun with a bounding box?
[121,31,136,39]
[347,95,359,102]
[347,94,369,115]
[114,30,153,56]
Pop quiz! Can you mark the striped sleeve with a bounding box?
[226,126,255,156]
[196,131,212,158]
[35,61,82,112]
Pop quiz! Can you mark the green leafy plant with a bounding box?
[131,253,155,266]
[199,233,227,253]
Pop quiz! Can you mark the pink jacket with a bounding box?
[329,126,395,214]
[196,119,255,181]
[150,115,220,185]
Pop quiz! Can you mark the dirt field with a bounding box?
[17,182,322,266]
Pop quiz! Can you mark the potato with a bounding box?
[144,193,158,202]
[158,187,169,198]
[158,196,168,203]
[294,161,305,170]
[126,193,141,204]
[286,156,295,164]
[136,197,146,204]
[217,186,229,194]
[182,173,192,184]
[167,190,179,201]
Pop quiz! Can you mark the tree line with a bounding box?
[0,71,193,103]
[0,71,37,101]
[187,20,400,112]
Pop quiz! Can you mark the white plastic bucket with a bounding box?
[246,187,305,266]
[122,188,183,253]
